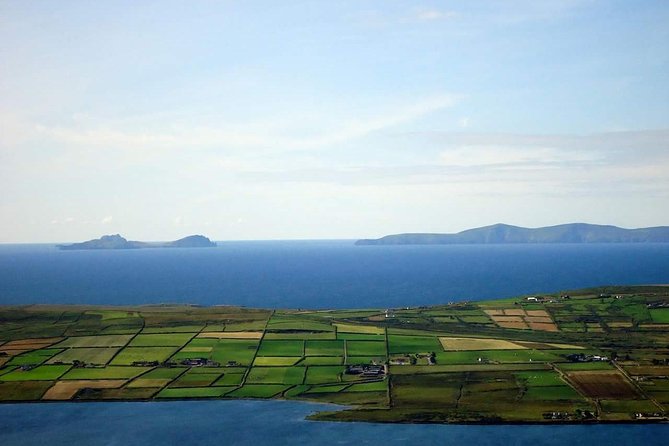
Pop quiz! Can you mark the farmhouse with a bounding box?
[180,358,220,367]
[345,364,385,376]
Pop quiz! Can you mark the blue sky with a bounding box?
[1,1,668,242]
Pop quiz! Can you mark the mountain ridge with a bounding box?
[58,234,216,250]
[356,223,669,245]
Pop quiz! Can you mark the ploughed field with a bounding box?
[2,285,669,424]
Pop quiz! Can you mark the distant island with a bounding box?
[58,234,216,250]
[356,223,669,245]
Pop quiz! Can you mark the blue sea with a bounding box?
[1,241,668,308]
[1,241,669,445]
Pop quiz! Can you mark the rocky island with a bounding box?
[58,234,216,250]
[356,223,669,245]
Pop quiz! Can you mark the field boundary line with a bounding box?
[241,310,273,387]
[612,360,665,413]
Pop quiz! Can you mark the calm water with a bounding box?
[2,241,669,444]
[0,241,668,308]
[0,400,668,446]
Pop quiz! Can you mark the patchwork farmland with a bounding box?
[1,286,669,424]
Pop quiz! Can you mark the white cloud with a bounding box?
[101,216,113,224]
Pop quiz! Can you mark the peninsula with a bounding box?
[356,223,669,245]
[58,234,216,250]
[1,285,669,424]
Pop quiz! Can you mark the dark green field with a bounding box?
[1,285,669,424]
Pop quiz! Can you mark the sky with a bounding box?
[1,0,668,243]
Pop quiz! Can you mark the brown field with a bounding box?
[42,379,127,400]
[525,316,553,324]
[497,321,530,329]
[526,310,550,317]
[492,316,526,323]
[623,365,669,376]
[489,315,529,329]
[197,331,263,339]
[639,324,669,330]
[608,322,633,328]
[439,337,527,351]
[0,349,29,356]
[527,322,559,332]
[2,338,63,350]
[567,371,639,399]
[0,357,7,367]
[503,309,526,316]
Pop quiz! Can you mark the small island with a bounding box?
[58,234,216,250]
[1,285,669,424]
[356,223,669,245]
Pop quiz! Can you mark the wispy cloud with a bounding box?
[20,94,459,153]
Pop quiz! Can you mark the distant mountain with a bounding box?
[58,234,216,250]
[356,223,669,245]
[167,235,217,248]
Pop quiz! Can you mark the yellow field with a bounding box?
[127,378,172,388]
[197,331,263,339]
[42,379,126,400]
[438,337,527,351]
[334,323,385,335]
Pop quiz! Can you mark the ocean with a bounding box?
[0,400,667,446]
[1,241,669,444]
[1,241,668,308]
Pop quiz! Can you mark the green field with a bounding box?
[170,370,223,387]
[257,340,304,357]
[345,341,386,357]
[9,349,62,366]
[1,285,669,424]
[110,347,179,365]
[247,366,305,384]
[61,366,150,380]
[305,340,344,356]
[227,384,289,398]
[47,348,119,365]
[388,335,441,354]
[254,356,302,366]
[304,366,344,384]
[157,386,235,398]
[55,335,133,348]
[129,333,195,347]
[1,365,71,381]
